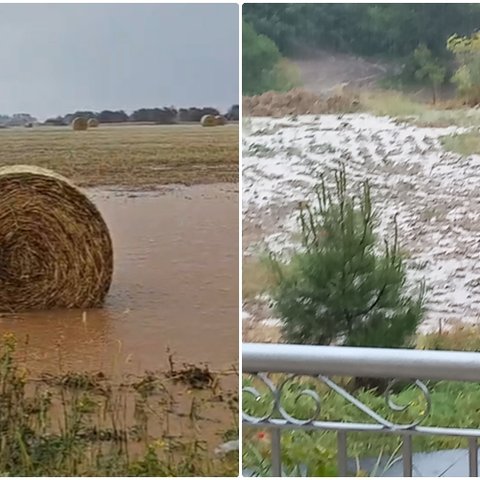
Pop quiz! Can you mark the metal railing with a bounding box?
[242,342,480,477]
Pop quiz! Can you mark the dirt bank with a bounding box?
[243,88,360,117]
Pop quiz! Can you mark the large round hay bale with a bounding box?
[0,165,113,312]
[214,115,227,126]
[72,117,88,131]
[87,118,99,128]
[200,114,216,127]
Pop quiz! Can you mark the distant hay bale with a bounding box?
[72,117,88,131]
[200,114,216,127]
[214,115,227,126]
[87,118,99,128]
[0,165,113,312]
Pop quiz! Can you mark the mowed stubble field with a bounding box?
[0,123,238,186]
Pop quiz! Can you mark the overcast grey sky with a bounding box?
[0,3,238,119]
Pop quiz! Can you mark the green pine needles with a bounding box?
[269,167,425,348]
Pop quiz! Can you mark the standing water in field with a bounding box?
[0,183,238,375]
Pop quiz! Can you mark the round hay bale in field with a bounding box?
[72,117,88,131]
[200,114,216,127]
[214,115,227,126]
[87,118,99,128]
[0,165,113,312]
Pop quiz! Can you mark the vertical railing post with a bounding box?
[337,431,348,476]
[271,428,282,477]
[469,437,478,477]
[402,435,413,477]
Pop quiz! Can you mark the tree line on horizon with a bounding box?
[0,105,239,127]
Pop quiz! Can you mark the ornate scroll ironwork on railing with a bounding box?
[242,343,480,477]
[242,373,432,429]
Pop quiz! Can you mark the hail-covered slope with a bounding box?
[243,113,480,332]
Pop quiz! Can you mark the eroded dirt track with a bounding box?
[293,50,388,94]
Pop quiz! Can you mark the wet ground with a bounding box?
[243,113,480,339]
[0,183,238,376]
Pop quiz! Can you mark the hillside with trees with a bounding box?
[243,4,480,97]
[243,4,480,57]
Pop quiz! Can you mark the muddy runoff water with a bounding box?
[0,183,238,373]
[0,183,238,449]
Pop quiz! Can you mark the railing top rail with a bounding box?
[243,342,480,382]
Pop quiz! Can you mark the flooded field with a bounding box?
[0,183,238,375]
[243,113,480,339]
[0,122,239,471]
[0,182,238,461]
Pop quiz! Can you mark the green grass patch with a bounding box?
[360,89,480,129]
[360,90,430,118]
[407,109,480,128]
[440,132,480,156]
[242,258,277,300]
[418,323,480,351]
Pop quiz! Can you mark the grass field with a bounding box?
[0,124,238,187]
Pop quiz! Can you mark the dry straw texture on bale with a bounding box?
[72,117,88,131]
[214,115,227,126]
[87,118,99,128]
[0,165,113,312]
[200,114,216,127]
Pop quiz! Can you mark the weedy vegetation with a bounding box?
[243,368,480,476]
[0,334,238,476]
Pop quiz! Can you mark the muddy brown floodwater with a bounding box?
[0,183,238,377]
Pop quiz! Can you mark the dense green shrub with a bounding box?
[242,21,298,95]
[447,32,480,104]
[269,167,425,347]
